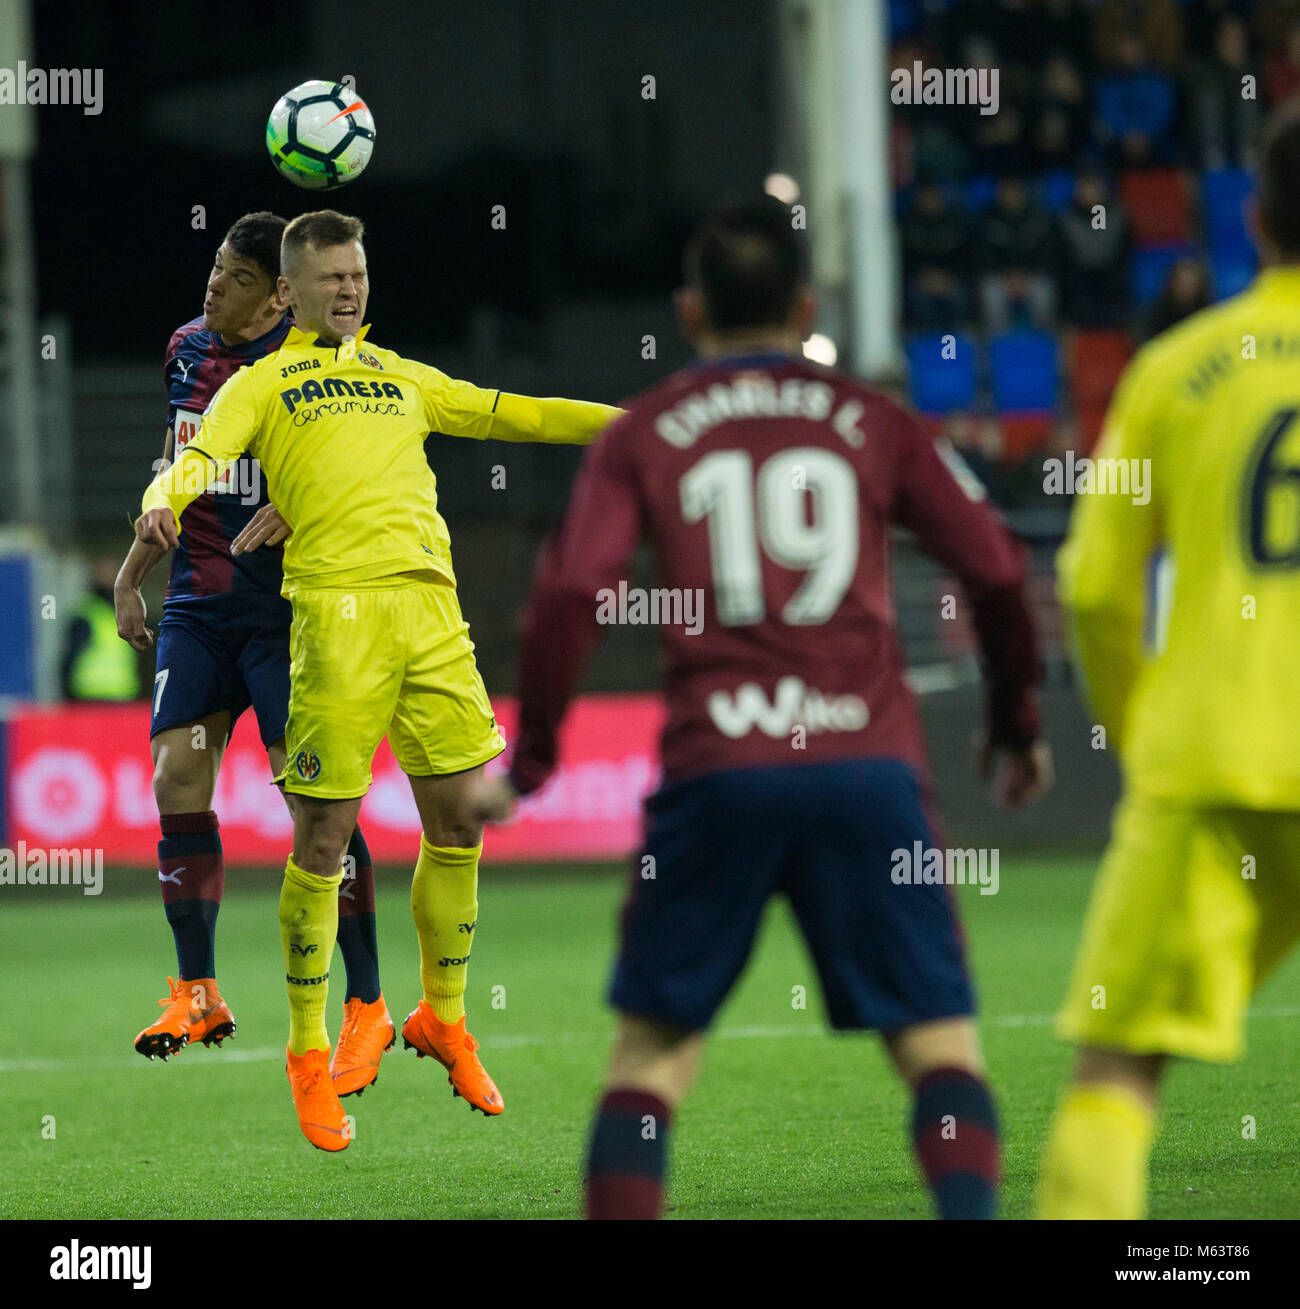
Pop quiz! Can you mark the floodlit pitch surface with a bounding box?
[3,858,1298,1219]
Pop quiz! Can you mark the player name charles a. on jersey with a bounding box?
[654,372,874,449]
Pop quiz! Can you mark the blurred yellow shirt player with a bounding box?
[137,210,620,1150]
[1040,108,1300,1218]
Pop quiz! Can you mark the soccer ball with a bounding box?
[266,80,376,190]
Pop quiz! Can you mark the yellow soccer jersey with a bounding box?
[140,324,620,594]
[1059,264,1300,807]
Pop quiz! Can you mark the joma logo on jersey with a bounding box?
[280,378,404,414]
[294,750,322,782]
[706,676,869,740]
[280,357,321,377]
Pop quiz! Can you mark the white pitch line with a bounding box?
[2,1005,1299,1075]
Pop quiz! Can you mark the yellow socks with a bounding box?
[280,855,343,1055]
[1036,1082,1157,1219]
[411,836,480,1023]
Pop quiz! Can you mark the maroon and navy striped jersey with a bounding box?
[509,353,1041,793]
[163,314,293,607]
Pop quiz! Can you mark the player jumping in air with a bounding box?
[135,209,621,1151]
[470,196,1053,1219]
[116,212,394,1097]
[1038,105,1300,1219]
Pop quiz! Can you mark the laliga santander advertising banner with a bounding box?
[4,695,665,866]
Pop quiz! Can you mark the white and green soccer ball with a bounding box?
[266,80,376,190]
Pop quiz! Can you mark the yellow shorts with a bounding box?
[277,576,506,800]
[1057,792,1300,1062]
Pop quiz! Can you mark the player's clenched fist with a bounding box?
[467,774,519,824]
[135,507,180,550]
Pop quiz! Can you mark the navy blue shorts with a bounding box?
[150,602,291,749]
[612,756,975,1033]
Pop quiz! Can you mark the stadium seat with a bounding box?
[990,330,1059,412]
[1202,167,1253,248]
[1067,330,1132,451]
[1119,168,1192,245]
[1040,169,1075,215]
[888,0,922,38]
[1131,242,1196,306]
[997,414,1054,462]
[906,333,978,415]
[1210,239,1257,301]
[1068,328,1132,410]
[964,174,998,213]
[989,331,1059,462]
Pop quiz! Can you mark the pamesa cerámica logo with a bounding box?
[0,63,103,115]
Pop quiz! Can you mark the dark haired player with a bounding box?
[115,213,394,1096]
[471,196,1052,1219]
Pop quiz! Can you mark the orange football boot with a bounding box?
[134,977,235,1060]
[286,1046,351,1152]
[330,995,396,1097]
[402,1000,504,1115]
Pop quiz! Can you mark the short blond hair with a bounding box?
[281,210,365,275]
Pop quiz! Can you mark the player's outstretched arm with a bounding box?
[490,393,623,445]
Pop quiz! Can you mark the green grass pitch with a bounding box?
[3,856,1298,1219]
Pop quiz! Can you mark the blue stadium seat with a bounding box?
[964,174,998,214]
[888,0,921,38]
[906,333,978,414]
[1131,243,1196,306]
[1202,168,1253,248]
[1040,169,1075,215]
[1210,240,1257,301]
[989,330,1059,412]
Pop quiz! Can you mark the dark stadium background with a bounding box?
[18,0,1288,843]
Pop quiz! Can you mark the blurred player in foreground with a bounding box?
[1039,106,1300,1219]
[116,212,392,1094]
[471,197,1052,1218]
[136,210,621,1151]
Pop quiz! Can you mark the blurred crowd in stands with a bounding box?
[889,0,1295,506]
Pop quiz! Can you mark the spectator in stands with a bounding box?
[962,35,1036,176]
[1266,18,1300,106]
[1141,258,1212,340]
[1042,0,1094,72]
[1184,0,1252,58]
[1189,13,1264,168]
[978,177,1059,334]
[1057,171,1131,328]
[1093,0,1186,71]
[901,183,972,331]
[61,557,143,703]
[1034,53,1093,170]
[1094,31,1180,165]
